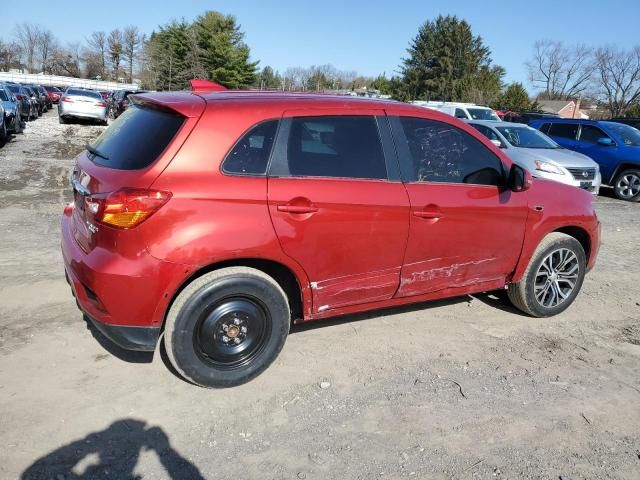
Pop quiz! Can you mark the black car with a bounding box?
[503,111,561,125]
[4,84,34,121]
[609,118,640,130]
[21,86,41,119]
[25,84,50,113]
[110,89,148,118]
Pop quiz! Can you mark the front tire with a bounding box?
[613,169,640,202]
[164,267,290,388]
[508,233,586,317]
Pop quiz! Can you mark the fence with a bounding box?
[0,71,139,91]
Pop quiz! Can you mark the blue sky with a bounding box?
[4,0,640,86]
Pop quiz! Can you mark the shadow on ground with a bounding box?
[20,418,205,480]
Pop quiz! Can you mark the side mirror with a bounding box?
[490,139,504,148]
[597,137,614,147]
[508,164,532,192]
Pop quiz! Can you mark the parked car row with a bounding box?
[412,101,640,202]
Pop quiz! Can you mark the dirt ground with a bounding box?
[0,111,639,480]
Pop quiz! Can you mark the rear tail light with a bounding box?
[62,96,73,103]
[16,94,24,100]
[85,188,171,229]
[96,101,107,107]
[120,100,126,107]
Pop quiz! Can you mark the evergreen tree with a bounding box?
[192,11,258,89]
[493,82,535,112]
[397,15,503,102]
[145,11,258,90]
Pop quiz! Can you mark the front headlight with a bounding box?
[534,160,565,175]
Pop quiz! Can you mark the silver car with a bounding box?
[467,120,601,194]
[58,88,108,125]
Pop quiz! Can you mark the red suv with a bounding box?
[61,92,601,387]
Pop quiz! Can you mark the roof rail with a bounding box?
[190,79,227,93]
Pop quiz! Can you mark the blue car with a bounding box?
[530,118,640,201]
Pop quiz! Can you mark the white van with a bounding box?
[411,101,501,121]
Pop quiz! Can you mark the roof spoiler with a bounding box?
[190,79,227,93]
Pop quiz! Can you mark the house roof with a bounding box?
[537,100,574,114]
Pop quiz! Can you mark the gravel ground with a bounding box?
[0,111,639,480]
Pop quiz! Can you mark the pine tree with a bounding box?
[397,15,503,103]
[493,82,534,112]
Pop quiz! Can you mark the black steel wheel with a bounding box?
[164,267,291,388]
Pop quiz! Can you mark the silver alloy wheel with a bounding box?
[616,172,640,199]
[534,248,579,308]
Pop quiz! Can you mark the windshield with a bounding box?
[66,88,101,99]
[467,108,500,121]
[496,126,560,149]
[606,123,640,146]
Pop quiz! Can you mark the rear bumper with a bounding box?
[59,104,107,121]
[61,207,188,351]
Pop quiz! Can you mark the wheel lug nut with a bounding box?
[223,325,228,331]
[241,326,247,333]
[234,318,240,325]
[222,336,229,343]
[234,338,241,344]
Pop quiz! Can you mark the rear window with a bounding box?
[89,105,185,170]
[66,89,101,99]
[0,89,8,101]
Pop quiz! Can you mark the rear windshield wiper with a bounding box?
[85,144,109,160]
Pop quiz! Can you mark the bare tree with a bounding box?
[594,46,640,117]
[37,29,56,73]
[122,26,144,82]
[87,31,107,78]
[526,40,594,100]
[14,22,41,72]
[108,29,123,81]
[0,39,22,71]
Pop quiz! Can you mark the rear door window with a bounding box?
[89,105,185,170]
[454,108,468,119]
[548,123,579,139]
[223,120,278,175]
[274,116,387,180]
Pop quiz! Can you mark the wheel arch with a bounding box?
[607,162,640,185]
[160,257,308,332]
[511,224,593,283]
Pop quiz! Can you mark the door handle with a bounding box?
[413,211,443,219]
[277,205,319,214]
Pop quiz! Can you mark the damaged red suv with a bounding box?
[62,91,601,387]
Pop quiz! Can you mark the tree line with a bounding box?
[1,12,639,117]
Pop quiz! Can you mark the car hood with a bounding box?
[508,147,597,168]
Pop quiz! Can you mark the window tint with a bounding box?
[223,120,278,175]
[399,117,504,186]
[539,123,551,134]
[579,125,608,144]
[548,123,579,139]
[89,105,184,170]
[283,116,387,179]
[0,89,8,101]
[454,108,467,119]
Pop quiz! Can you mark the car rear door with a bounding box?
[388,115,529,297]
[267,109,410,313]
[544,122,580,150]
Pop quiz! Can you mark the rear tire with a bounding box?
[164,267,290,388]
[58,116,67,125]
[612,169,640,202]
[508,233,586,317]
